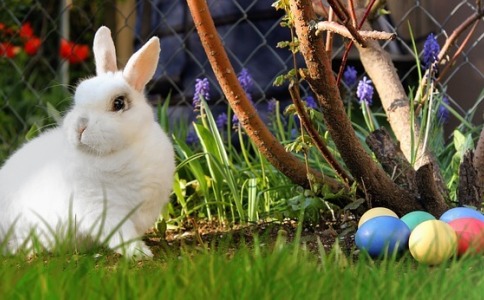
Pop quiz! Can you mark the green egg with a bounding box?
[401,211,436,231]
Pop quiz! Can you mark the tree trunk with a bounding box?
[289,0,425,216]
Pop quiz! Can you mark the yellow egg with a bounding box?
[358,207,398,228]
[409,220,457,265]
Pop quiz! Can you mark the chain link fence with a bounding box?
[1,0,483,159]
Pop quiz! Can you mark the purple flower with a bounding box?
[268,98,278,114]
[343,65,357,87]
[216,112,228,130]
[423,33,440,70]
[232,113,239,126]
[186,129,199,145]
[437,96,450,124]
[304,95,317,109]
[237,68,253,102]
[356,76,374,105]
[193,78,210,108]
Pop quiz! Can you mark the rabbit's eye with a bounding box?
[112,95,127,112]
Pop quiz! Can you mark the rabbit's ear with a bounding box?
[93,26,117,75]
[123,37,160,92]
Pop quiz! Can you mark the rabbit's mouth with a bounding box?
[77,142,104,156]
[76,138,116,156]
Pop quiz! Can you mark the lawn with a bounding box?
[1,225,483,300]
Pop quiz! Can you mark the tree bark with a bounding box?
[289,0,424,216]
[474,127,484,199]
[366,128,417,193]
[459,150,481,208]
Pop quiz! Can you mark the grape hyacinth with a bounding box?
[186,129,199,145]
[356,76,374,105]
[267,98,278,114]
[193,77,210,109]
[423,33,440,70]
[343,65,358,87]
[216,112,228,130]
[304,95,317,109]
[232,114,239,127]
[437,96,450,124]
[237,68,253,102]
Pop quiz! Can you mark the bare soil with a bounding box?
[145,217,358,257]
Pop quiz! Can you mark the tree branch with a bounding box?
[288,82,354,187]
[289,0,423,215]
[415,5,484,104]
[326,0,367,47]
[314,21,396,41]
[185,0,349,201]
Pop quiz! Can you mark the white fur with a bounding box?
[0,27,175,258]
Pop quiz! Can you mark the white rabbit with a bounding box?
[0,26,175,258]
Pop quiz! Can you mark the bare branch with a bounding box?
[415,6,484,103]
[288,82,354,187]
[315,21,396,41]
[335,0,378,85]
[327,0,367,47]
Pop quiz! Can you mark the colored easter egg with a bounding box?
[448,218,484,255]
[358,207,398,228]
[401,211,436,231]
[439,207,484,223]
[355,216,411,257]
[409,220,457,265]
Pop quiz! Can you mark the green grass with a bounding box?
[1,240,483,299]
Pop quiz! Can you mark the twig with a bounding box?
[415,6,484,104]
[335,0,377,85]
[315,21,396,41]
[288,82,354,187]
[437,20,479,85]
[348,0,357,27]
[325,7,335,56]
[327,0,367,47]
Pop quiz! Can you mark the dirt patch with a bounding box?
[145,217,358,257]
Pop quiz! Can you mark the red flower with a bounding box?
[24,37,41,56]
[60,38,89,64]
[19,22,34,39]
[0,42,20,58]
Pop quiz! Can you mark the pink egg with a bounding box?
[448,218,484,255]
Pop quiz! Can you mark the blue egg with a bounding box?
[439,207,484,223]
[355,216,411,257]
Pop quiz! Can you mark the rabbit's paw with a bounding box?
[117,240,153,260]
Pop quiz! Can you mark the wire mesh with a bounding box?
[1,0,483,158]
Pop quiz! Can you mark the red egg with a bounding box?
[448,218,484,255]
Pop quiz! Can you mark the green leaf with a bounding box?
[25,123,39,141]
[46,101,62,125]
[453,129,473,154]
